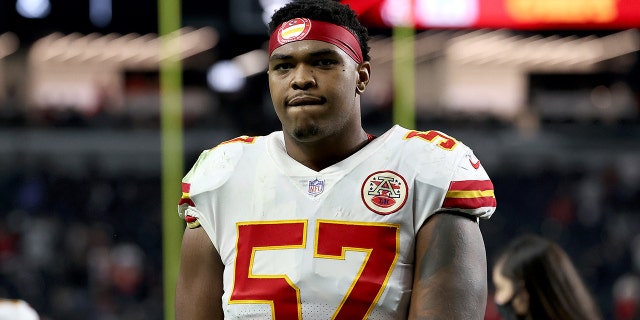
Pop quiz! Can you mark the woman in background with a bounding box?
[492,234,601,320]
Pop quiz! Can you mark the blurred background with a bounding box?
[0,0,639,319]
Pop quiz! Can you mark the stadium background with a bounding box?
[1,0,639,319]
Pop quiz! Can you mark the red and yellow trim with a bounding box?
[443,180,496,209]
[178,182,200,228]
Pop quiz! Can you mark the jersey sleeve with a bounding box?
[437,147,496,219]
[177,150,208,229]
[403,127,496,228]
[177,137,253,228]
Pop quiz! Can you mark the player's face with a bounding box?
[268,39,367,142]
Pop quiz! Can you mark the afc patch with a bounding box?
[361,171,408,215]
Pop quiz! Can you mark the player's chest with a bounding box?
[223,163,418,220]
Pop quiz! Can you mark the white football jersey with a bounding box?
[179,125,496,319]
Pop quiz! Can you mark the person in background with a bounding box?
[175,0,496,319]
[492,234,602,320]
[0,299,39,320]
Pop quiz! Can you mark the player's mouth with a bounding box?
[286,95,325,107]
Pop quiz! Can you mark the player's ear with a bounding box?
[356,61,370,94]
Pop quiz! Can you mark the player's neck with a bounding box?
[284,127,370,172]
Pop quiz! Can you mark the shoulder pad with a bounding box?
[183,135,260,197]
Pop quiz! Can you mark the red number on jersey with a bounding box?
[231,220,400,320]
[404,130,458,150]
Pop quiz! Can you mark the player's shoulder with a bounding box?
[389,125,472,157]
[386,125,484,175]
[389,126,495,218]
[183,133,269,195]
[193,134,265,171]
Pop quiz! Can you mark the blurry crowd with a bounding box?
[0,100,639,320]
[0,163,164,320]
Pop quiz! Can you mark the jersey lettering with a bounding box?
[231,220,400,320]
[316,220,400,320]
[404,130,458,150]
[221,135,256,145]
[231,221,306,319]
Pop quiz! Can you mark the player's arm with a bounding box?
[176,226,224,320]
[408,212,488,320]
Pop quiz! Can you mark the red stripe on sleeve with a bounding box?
[448,180,494,191]
[443,196,497,209]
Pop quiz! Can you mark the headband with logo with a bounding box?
[269,18,364,64]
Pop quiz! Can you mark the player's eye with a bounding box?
[272,63,293,71]
[315,59,337,67]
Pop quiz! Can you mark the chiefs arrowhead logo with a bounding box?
[361,171,408,215]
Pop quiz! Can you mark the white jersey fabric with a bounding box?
[178,125,496,320]
[0,299,39,320]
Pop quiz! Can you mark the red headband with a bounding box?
[269,18,364,64]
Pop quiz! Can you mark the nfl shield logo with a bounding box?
[308,178,325,196]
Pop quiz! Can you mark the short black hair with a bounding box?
[268,0,371,61]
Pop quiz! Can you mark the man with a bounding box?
[176,0,496,319]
